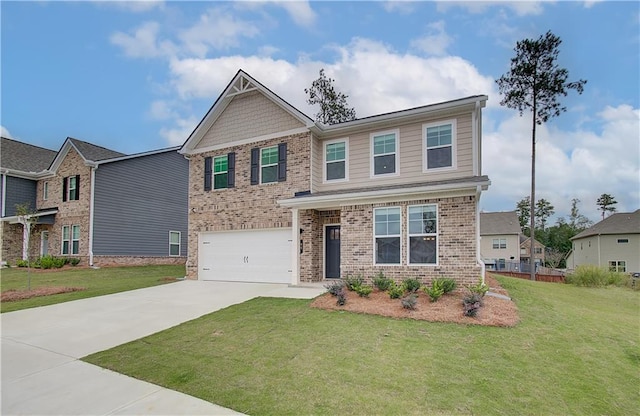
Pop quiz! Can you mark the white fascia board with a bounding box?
[0,168,49,180]
[278,179,490,210]
[3,209,59,224]
[96,146,182,165]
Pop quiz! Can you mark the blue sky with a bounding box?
[2,1,639,223]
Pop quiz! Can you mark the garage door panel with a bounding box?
[199,229,292,283]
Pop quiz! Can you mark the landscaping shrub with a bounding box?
[325,280,346,297]
[424,282,444,302]
[462,293,483,317]
[70,258,81,266]
[467,281,489,297]
[336,287,347,306]
[433,278,457,294]
[355,285,373,298]
[373,272,393,291]
[387,282,404,299]
[401,293,418,310]
[344,275,364,291]
[16,259,29,268]
[402,277,422,293]
[565,265,626,287]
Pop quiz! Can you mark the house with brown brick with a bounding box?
[179,70,490,286]
[1,137,188,267]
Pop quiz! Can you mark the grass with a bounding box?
[83,275,640,416]
[1,265,185,313]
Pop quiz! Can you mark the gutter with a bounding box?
[476,185,486,284]
[1,173,6,217]
[88,166,97,266]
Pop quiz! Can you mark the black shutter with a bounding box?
[250,148,259,185]
[75,175,80,200]
[62,177,67,202]
[227,152,235,188]
[277,143,287,182]
[204,157,212,191]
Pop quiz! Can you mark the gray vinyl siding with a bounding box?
[93,151,188,256]
[3,176,37,217]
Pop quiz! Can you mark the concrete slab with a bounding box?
[1,279,326,415]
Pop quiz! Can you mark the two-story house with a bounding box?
[1,137,188,267]
[479,211,521,271]
[179,70,490,286]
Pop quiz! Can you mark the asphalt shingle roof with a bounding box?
[68,138,125,162]
[0,137,57,173]
[480,211,521,235]
[572,209,640,239]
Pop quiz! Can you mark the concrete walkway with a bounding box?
[1,280,326,415]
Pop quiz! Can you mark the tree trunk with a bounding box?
[530,106,537,281]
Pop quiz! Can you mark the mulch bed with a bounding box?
[1,287,86,302]
[310,275,519,327]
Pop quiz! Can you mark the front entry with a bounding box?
[325,225,341,278]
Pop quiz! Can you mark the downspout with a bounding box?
[476,186,486,284]
[472,100,480,176]
[597,234,601,268]
[88,166,97,266]
[1,172,6,217]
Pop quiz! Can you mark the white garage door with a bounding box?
[198,228,293,283]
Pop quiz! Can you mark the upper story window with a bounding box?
[371,130,399,176]
[204,153,235,191]
[617,238,629,244]
[493,238,507,249]
[62,175,80,202]
[408,204,438,265]
[424,120,456,170]
[214,155,228,189]
[251,143,287,185]
[374,207,401,264]
[43,181,49,200]
[324,139,348,182]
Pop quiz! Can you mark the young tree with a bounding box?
[567,198,592,231]
[305,69,356,124]
[535,198,555,230]
[596,193,618,220]
[516,197,531,231]
[496,31,586,280]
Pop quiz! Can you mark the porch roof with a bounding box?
[2,209,58,225]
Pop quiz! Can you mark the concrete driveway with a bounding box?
[1,280,325,415]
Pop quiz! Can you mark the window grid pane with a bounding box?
[426,125,452,147]
[326,142,345,162]
[373,134,396,155]
[408,205,437,264]
[214,156,228,173]
[261,146,278,166]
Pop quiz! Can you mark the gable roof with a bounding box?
[1,137,57,175]
[48,137,125,172]
[571,209,640,240]
[480,211,521,235]
[180,69,314,154]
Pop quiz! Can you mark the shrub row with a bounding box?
[16,256,81,269]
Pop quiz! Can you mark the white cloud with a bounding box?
[110,21,176,58]
[410,20,453,56]
[437,1,547,17]
[482,104,640,222]
[1,125,14,139]
[382,1,417,15]
[146,100,177,120]
[159,115,199,146]
[273,1,316,26]
[92,0,164,13]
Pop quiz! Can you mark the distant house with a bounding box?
[519,235,545,268]
[1,137,188,267]
[479,211,521,271]
[566,209,640,273]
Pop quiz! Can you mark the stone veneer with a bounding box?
[186,132,311,279]
[340,195,482,287]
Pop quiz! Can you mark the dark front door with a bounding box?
[325,225,341,278]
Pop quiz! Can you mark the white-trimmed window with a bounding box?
[169,231,181,256]
[609,261,626,272]
[424,120,456,170]
[43,181,49,200]
[408,204,438,265]
[371,130,399,176]
[68,176,78,200]
[617,238,629,244]
[374,207,401,264]
[62,225,80,255]
[261,146,279,184]
[492,238,507,249]
[213,155,228,190]
[324,139,348,182]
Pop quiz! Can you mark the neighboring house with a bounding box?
[519,235,545,268]
[179,70,490,285]
[479,211,521,271]
[1,137,188,266]
[566,209,640,273]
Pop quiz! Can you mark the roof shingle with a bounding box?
[480,211,521,235]
[572,210,640,239]
[0,137,57,173]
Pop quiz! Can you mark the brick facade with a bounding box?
[186,132,311,279]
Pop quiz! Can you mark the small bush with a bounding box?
[70,258,81,266]
[373,271,393,291]
[355,285,373,298]
[16,259,29,268]
[462,293,484,317]
[344,274,364,291]
[433,278,457,294]
[402,278,422,293]
[325,280,346,297]
[565,265,626,287]
[424,284,444,302]
[401,293,418,310]
[387,282,404,299]
[336,287,347,306]
[467,281,489,297]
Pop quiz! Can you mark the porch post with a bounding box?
[21,220,31,260]
[291,208,300,285]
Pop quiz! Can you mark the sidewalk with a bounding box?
[1,280,325,415]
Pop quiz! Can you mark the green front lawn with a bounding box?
[84,275,640,415]
[1,265,185,313]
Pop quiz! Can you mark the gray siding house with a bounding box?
[1,136,188,267]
